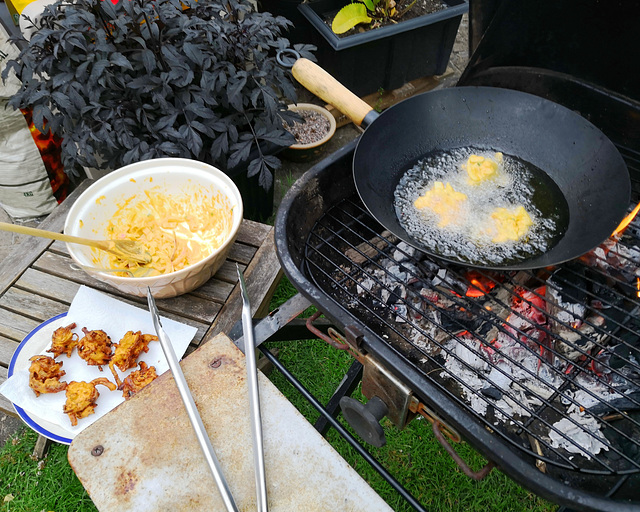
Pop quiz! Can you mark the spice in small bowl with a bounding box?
[282,103,337,162]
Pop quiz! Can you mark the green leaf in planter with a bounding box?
[361,0,379,10]
[332,3,372,34]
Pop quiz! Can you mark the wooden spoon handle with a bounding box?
[0,221,108,250]
[291,58,373,126]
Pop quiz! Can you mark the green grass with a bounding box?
[0,277,554,512]
[0,429,96,512]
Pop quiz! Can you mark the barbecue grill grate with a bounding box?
[302,146,640,482]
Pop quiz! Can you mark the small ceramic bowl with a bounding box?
[282,103,337,162]
[64,158,243,298]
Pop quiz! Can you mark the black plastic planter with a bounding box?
[258,0,312,45]
[298,0,468,96]
[224,141,284,223]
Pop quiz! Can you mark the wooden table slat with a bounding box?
[189,277,235,303]
[0,307,41,343]
[0,336,20,369]
[16,267,87,305]
[224,242,257,266]
[234,219,272,247]
[0,288,68,323]
[214,259,246,284]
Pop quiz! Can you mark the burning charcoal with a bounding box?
[453,336,488,371]
[546,265,588,329]
[553,314,607,363]
[356,276,376,295]
[503,286,551,360]
[417,258,442,277]
[609,339,640,370]
[384,262,422,285]
[392,303,408,323]
[588,391,640,417]
[392,242,417,262]
[481,386,503,400]
[344,229,398,264]
[431,268,448,287]
[616,243,640,265]
[382,284,406,305]
[485,361,513,392]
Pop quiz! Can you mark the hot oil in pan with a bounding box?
[394,147,569,266]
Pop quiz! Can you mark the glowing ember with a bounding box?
[465,273,497,297]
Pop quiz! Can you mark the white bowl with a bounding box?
[64,158,243,298]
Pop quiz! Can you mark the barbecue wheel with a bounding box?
[339,396,389,448]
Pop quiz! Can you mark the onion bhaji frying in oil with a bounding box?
[108,331,158,387]
[120,361,158,400]
[77,328,113,370]
[46,323,79,358]
[63,378,116,426]
[28,355,67,396]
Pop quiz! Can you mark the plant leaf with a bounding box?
[331,3,372,34]
[361,0,378,11]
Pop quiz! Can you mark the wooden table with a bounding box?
[0,179,283,419]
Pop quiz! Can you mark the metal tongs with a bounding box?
[146,288,239,512]
[236,264,269,512]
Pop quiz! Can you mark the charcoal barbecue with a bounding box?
[272,2,640,510]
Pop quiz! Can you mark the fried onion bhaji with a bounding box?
[46,322,79,358]
[120,361,158,400]
[63,378,116,426]
[28,355,67,396]
[108,330,158,387]
[77,328,113,370]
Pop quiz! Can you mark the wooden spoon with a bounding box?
[0,221,152,264]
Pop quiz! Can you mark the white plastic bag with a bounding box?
[0,21,57,219]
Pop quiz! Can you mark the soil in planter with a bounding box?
[284,110,331,145]
[325,0,449,37]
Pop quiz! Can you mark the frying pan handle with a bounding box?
[291,58,376,127]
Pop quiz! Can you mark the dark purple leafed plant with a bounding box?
[4,0,314,189]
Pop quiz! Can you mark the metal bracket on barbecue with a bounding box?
[343,325,366,354]
[359,355,415,430]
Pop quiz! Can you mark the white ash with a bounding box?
[548,286,587,325]
[485,361,513,391]
[548,412,609,459]
[440,363,489,416]
[409,312,443,353]
[283,109,330,145]
[616,243,640,265]
[492,387,541,421]
[452,338,488,371]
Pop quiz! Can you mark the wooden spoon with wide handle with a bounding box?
[0,221,152,264]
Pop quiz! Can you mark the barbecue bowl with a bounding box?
[64,158,243,298]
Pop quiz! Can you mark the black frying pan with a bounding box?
[291,59,631,270]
